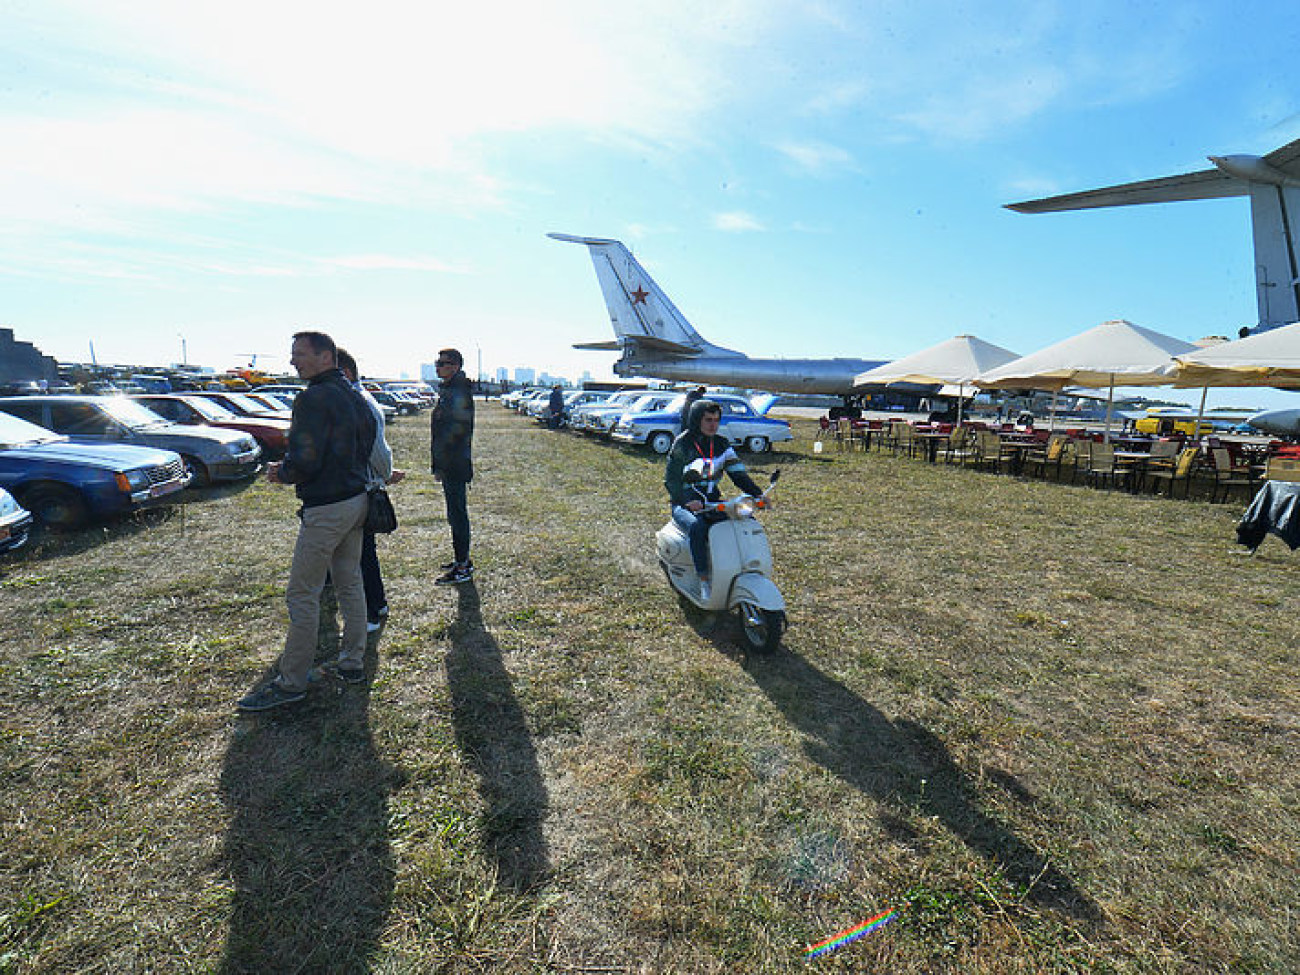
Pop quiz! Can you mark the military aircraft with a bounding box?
[1007,137,1300,335]
[1246,408,1300,438]
[549,233,887,409]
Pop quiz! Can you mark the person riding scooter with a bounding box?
[665,399,765,601]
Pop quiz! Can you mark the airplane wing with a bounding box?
[1006,168,1245,213]
[1264,136,1300,176]
[574,335,701,355]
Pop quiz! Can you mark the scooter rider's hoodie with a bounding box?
[665,399,764,507]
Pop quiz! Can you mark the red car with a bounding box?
[131,394,290,459]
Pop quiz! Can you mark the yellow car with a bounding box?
[1133,412,1214,436]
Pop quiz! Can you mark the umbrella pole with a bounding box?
[1048,389,1059,432]
[1104,378,1114,444]
[1193,384,1209,444]
[957,383,964,426]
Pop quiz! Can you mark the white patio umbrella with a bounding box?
[1167,322,1300,437]
[853,334,1020,424]
[975,319,1197,440]
[1172,322,1300,388]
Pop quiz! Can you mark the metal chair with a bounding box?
[1147,446,1200,498]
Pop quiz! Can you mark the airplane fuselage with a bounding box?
[614,354,887,395]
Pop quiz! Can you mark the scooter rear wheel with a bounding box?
[737,601,784,653]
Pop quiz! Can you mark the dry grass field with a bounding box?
[2,405,1297,973]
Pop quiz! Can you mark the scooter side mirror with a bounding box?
[768,470,780,487]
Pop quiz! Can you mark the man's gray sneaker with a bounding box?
[236,682,306,712]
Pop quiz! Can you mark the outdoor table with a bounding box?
[997,436,1039,475]
[1114,450,1152,492]
[914,430,949,463]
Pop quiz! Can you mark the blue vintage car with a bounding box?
[0,411,190,528]
[611,392,793,454]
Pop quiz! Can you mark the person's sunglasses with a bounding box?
[435,360,453,367]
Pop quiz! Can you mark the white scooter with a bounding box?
[656,470,786,652]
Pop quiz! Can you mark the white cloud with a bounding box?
[713,211,765,232]
[773,139,854,175]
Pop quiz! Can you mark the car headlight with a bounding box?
[116,469,150,492]
[230,437,256,454]
[0,492,19,517]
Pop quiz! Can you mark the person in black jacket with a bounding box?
[430,348,475,584]
[237,330,377,712]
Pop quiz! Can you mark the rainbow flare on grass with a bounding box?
[804,907,899,960]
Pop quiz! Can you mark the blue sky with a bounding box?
[4,0,1300,409]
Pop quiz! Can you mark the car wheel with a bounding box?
[745,436,770,454]
[19,483,89,530]
[737,602,785,653]
[648,431,674,454]
[182,456,210,488]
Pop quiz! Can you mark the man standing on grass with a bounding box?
[237,330,377,712]
[430,347,475,585]
[337,348,405,632]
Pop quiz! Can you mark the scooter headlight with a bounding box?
[733,497,755,519]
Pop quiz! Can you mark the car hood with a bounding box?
[131,425,249,448]
[0,440,179,470]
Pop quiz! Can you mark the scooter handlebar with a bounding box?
[709,495,771,518]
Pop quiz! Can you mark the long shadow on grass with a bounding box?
[446,581,551,892]
[219,670,399,970]
[741,650,1102,923]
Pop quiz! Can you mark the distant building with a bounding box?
[496,367,509,383]
[0,328,59,388]
[420,362,439,382]
[514,367,536,385]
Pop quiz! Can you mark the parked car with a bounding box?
[0,410,189,528]
[371,390,419,416]
[570,390,644,433]
[250,383,304,399]
[0,395,261,486]
[0,487,34,553]
[514,388,552,414]
[533,389,613,425]
[129,394,291,460]
[611,392,792,454]
[186,390,287,420]
[581,392,674,437]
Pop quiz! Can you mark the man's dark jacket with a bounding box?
[277,367,376,508]
[431,370,475,482]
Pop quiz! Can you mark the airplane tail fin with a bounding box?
[548,233,738,357]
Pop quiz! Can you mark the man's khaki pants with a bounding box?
[277,493,369,691]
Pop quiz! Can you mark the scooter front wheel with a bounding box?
[736,601,785,653]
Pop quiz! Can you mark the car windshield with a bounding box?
[179,396,237,421]
[225,393,272,412]
[0,410,65,448]
[246,394,290,411]
[96,397,174,429]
